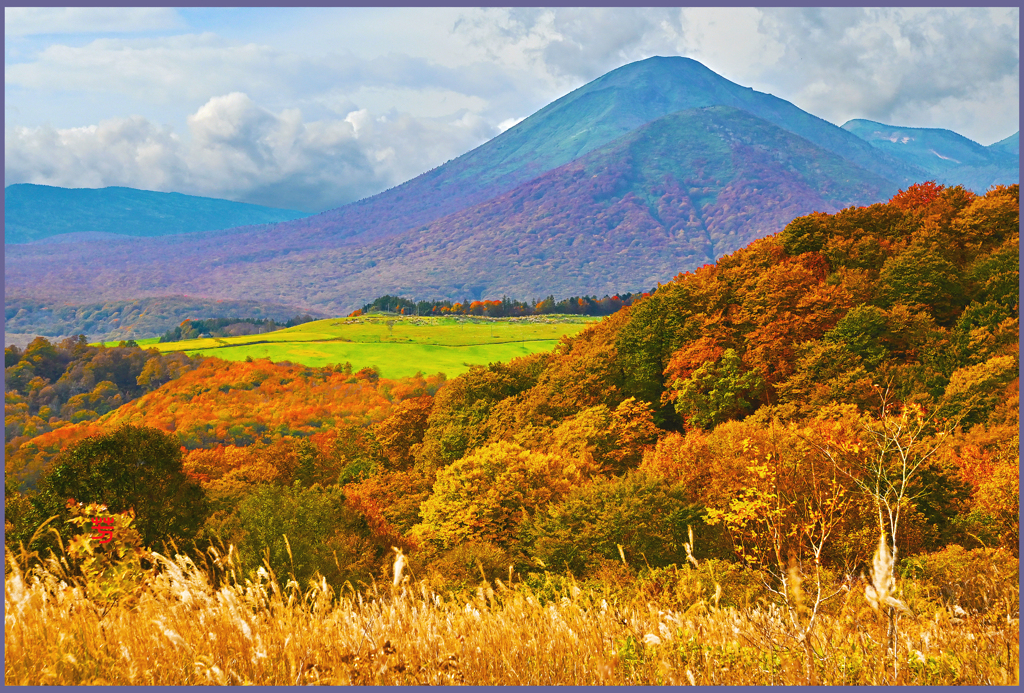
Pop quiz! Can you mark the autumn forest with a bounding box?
[5,182,1019,685]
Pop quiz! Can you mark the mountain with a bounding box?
[5,56,1001,332]
[841,120,1019,193]
[296,106,899,307]
[4,184,310,245]
[5,106,898,312]
[255,57,929,252]
[989,131,1019,157]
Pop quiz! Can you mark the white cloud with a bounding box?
[4,31,516,125]
[4,8,183,36]
[5,33,317,105]
[3,7,1017,213]
[497,116,526,133]
[4,93,499,213]
[677,8,786,84]
[448,7,1018,144]
[752,8,1019,143]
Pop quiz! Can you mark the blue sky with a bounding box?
[5,7,1019,212]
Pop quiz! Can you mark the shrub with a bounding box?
[525,471,706,574]
[898,545,1019,615]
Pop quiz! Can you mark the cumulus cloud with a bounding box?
[451,8,684,87]
[4,93,498,213]
[4,7,1017,213]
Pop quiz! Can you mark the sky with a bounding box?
[4,6,1020,213]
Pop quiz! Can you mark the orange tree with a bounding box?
[702,419,858,684]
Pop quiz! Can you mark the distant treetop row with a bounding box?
[354,292,648,319]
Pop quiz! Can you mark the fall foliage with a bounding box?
[6,183,1018,600]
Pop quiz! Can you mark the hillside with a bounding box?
[4,184,310,245]
[288,106,899,310]
[7,181,1017,575]
[842,120,1019,192]
[223,56,929,250]
[3,295,321,349]
[990,131,1020,156]
[150,314,601,379]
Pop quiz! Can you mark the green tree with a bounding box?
[22,336,70,383]
[5,345,22,368]
[614,287,690,421]
[34,424,209,547]
[526,471,705,573]
[965,236,1019,310]
[779,212,829,256]
[670,348,764,429]
[233,482,377,587]
[824,305,890,368]
[415,356,546,473]
[875,246,965,325]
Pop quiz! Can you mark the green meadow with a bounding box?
[115,314,603,379]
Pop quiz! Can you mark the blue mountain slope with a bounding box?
[842,120,1018,192]
[273,56,933,247]
[989,131,1019,157]
[4,184,310,244]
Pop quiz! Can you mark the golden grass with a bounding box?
[5,543,1019,686]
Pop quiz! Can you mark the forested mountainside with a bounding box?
[7,182,1018,589]
[4,296,322,348]
[989,131,1019,156]
[5,106,899,315]
[208,56,930,249]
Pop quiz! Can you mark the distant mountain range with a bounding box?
[4,185,309,245]
[841,119,1018,193]
[989,131,1019,156]
[3,295,324,350]
[5,56,1019,337]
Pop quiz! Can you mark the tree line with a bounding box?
[357,292,647,318]
[158,314,316,342]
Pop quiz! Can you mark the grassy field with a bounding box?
[104,314,603,379]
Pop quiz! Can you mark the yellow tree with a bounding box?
[704,424,854,684]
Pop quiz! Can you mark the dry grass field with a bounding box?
[5,530,1018,686]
